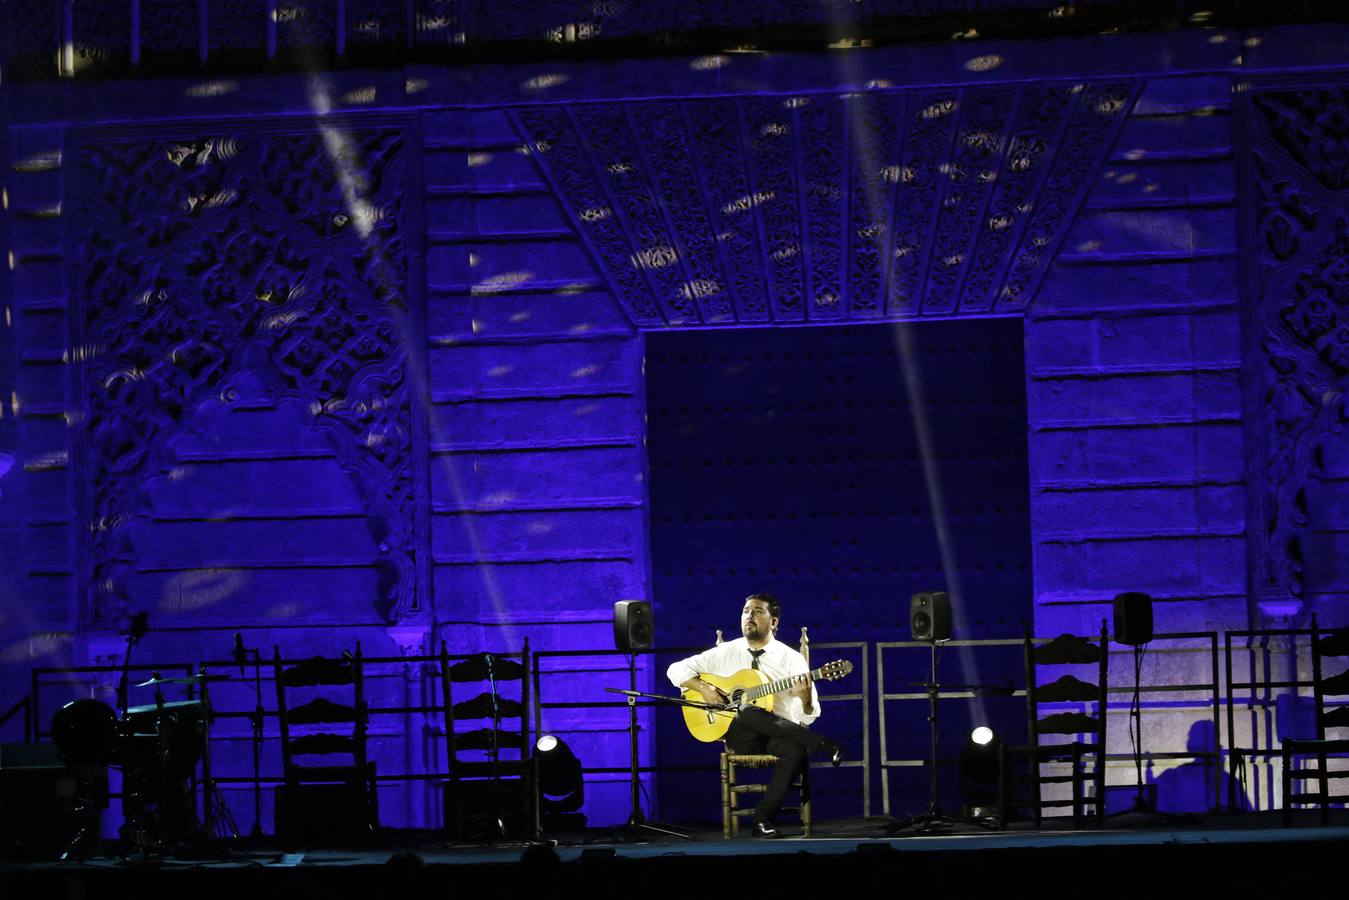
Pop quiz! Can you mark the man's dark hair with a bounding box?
[745,592,781,622]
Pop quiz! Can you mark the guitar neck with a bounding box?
[742,665,828,703]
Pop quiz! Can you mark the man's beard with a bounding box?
[744,623,765,640]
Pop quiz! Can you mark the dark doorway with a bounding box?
[645,318,1032,822]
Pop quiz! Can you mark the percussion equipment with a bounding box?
[50,699,119,767]
[134,673,231,688]
[120,700,207,778]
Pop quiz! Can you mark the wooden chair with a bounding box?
[720,751,812,837]
[717,627,813,837]
[272,644,377,844]
[1013,625,1109,828]
[440,642,536,840]
[1282,621,1349,824]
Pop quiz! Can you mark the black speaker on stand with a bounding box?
[603,601,688,841]
[910,591,952,643]
[888,591,995,834]
[614,600,653,652]
[1109,591,1183,823]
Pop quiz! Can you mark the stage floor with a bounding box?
[4,812,1348,897]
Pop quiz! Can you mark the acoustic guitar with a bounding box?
[680,659,853,742]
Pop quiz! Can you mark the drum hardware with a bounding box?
[118,667,233,854]
[50,698,117,861]
[114,612,150,720]
[134,672,232,688]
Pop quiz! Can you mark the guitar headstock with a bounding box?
[817,659,854,681]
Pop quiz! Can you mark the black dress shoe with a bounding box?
[752,820,780,838]
[826,742,844,767]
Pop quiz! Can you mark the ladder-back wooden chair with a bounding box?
[272,644,377,843]
[1282,621,1349,824]
[1014,625,1109,828]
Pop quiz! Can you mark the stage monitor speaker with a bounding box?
[1113,592,1154,646]
[613,600,653,651]
[910,592,951,642]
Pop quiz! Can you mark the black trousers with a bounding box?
[724,706,829,823]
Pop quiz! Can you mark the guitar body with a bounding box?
[680,669,773,742]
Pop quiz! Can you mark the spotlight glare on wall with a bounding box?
[971,726,994,746]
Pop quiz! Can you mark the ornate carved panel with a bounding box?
[72,0,132,72]
[207,0,268,57]
[1247,85,1349,605]
[513,83,1136,327]
[998,82,1134,309]
[275,0,337,52]
[683,99,771,322]
[141,0,201,62]
[10,0,60,79]
[75,120,419,624]
[412,0,462,49]
[349,0,408,53]
[846,92,905,318]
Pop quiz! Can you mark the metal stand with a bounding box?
[886,642,996,834]
[246,648,265,840]
[1108,643,1187,824]
[592,654,691,842]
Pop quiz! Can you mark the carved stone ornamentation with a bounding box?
[412,0,462,49]
[349,0,408,53]
[1255,89,1349,192]
[75,123,418,625]
[140,0,201,61]
[1248,86,1349,607]
[846,92,906,317]
[207,0,268,57]
[275,0,337,53]
[998,82,1135,309]
[72,0,132,71]
[683,99,772,322]
[515,106,664,324]
[10,0,60,79]
[514,83,1134,327]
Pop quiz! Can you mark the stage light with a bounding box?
[535,734,586,831]
[960,727,1006,821]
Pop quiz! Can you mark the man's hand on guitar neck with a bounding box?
[789,673,813,715]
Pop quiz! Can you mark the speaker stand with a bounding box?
[1106,643,1190,826]
[886,642,996,835]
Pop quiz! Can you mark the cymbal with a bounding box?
[134,672,231,687]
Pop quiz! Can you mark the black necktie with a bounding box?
[749,649,765,670]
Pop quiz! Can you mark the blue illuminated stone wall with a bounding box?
[0,22,1347,827]
[1026,73,1245,802]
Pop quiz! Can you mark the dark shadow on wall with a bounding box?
[1152,719,1251,813]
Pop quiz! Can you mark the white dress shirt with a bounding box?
[666,635,820,727]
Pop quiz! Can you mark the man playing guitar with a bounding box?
[666,593,843,837]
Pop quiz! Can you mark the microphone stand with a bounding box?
[886,642,999,835]
[246,648,265,840]
[591,654,691,842]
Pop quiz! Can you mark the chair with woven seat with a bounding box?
[1282,621,1349,824]
[272,644,377,843]
[1013,625,1109,828]
[720,751,811,837]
